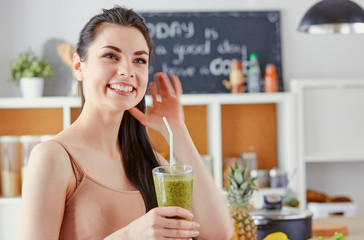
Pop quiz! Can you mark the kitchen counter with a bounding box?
[312,216,364,240]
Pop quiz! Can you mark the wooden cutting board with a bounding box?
[312,222,348,237]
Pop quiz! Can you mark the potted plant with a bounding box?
[10,48,54,98]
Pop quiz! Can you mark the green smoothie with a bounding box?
[153,175,193,211]
[152,165,194,212]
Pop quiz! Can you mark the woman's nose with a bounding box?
[117,60,135,78]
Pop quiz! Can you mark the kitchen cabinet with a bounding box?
[291,79,364,215]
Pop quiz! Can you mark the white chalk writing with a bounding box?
[161,62,196,77]
[147,21,195,40]
[209,58,231,76]
[172,40,211,65]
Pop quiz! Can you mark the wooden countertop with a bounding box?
[313,216,364,240]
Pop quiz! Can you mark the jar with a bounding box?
[251,169,269,188]
[239,152,257,173]
[19,135,40,182]
[0,136,21,197]
[269,168,287,188]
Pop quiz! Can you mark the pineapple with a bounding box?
[225,161,258,240]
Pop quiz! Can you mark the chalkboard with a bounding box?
[141,11,283,94]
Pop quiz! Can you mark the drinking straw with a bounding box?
[162,117,176,168]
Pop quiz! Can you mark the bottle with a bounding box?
[228,60,244,93]
[247,53,261,93]
[264,64,278,92]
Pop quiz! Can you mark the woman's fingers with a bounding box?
[155,72,176,98]
[149,81,158,104]
[128,107,147,125]
[170,75,183,97]
[156,206,193,220]
[147,207,199,239]
[163,228,199,238]
[161,218,200,230]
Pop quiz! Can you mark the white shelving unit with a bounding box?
[291,78,364,214]
[0,92,301,239]
[0,93,298,193]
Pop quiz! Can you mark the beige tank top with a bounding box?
[54,141,146,240]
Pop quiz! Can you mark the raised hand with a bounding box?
[129,72,185,139]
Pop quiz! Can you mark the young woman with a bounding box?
[20,6,233,240]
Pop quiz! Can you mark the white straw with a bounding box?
[162,117,175,166]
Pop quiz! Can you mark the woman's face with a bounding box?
[76,23,149,113]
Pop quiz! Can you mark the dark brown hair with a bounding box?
[75,6,158,211]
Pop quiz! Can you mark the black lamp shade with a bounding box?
[298,0,364,34]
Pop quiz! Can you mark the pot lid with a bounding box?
[249,207,312,220]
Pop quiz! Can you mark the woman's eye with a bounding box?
[135,58,147,64]
[103,53,119,60]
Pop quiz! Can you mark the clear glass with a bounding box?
[0,136,21,197]
[20,135,40,182]
[152,164,193,212]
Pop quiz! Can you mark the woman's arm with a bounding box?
[20,141,75,240]
[129,73,234,240]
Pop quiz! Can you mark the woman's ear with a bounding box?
[73,52,84,81]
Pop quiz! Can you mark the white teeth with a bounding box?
[110,84,133,92]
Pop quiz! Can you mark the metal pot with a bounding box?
[249,195,313,240]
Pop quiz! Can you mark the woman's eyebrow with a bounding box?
[102,45,121,52]
[102,46,148,56]
[134,50,149,56]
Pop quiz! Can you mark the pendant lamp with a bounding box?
[297,0,364,34]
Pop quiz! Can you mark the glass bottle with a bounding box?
[247,53,261,93]
[0,136,21,197]
[264,64,278,92]
[229,60,244,93]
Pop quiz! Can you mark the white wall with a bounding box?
[1,0,364,97]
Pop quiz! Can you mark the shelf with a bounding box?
[0,97,81,108]
[0,92,290,108]
[0,92,297,202]
[305,156,364,163]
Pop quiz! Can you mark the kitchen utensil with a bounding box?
[249,194,312,240]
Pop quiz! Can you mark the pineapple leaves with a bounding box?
[224,159,258,208]
[234,170,243,185]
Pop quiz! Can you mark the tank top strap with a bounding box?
[49,139,84,186]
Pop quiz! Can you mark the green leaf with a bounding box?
[233,170,243,185]
[9,48,54,83]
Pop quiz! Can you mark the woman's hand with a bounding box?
[129,72,185,139]
[116,206,200,240]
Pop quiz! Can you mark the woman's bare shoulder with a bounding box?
[26,139,74,187]
[30,140,69,165]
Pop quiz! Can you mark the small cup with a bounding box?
[152,165,194,212]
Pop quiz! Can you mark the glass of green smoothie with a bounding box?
[153,164,193,213]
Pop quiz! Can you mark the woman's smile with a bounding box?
[108,82,135,96]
